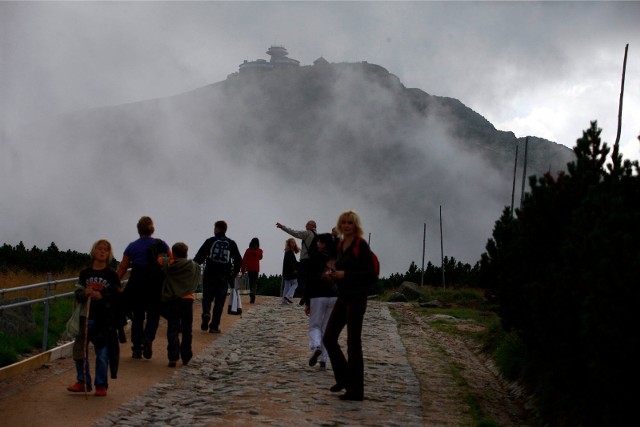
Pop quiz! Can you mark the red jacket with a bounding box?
[241,247,263,273]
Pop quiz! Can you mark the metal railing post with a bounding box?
[41,273,53,352]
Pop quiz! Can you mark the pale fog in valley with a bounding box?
[1,2,638,276]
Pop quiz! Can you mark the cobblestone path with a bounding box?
[94,298,424,426]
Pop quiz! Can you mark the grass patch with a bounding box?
[446,354,499,427]
[386,285,519,426]
[0,295,74,368]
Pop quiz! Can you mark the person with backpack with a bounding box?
[275,219,317,304]
[117,216,171,360]
[240,237,263,304]
[193,220,242,334]
[323,210,377,402]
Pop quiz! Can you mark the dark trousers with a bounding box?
[323,293,368,397]
[202,274,229,330]
[248,271,258,293]
[296,258,309,297]
[131,302,160,352]
[165,298,193,362]
[126,267,162,352]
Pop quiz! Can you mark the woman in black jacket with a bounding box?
[281,238,300,304]
[323,210,377,401]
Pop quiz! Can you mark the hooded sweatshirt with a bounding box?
[160,257,201,302]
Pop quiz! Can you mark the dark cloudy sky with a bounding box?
[1,1,638,275]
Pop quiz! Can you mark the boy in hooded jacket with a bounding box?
[159,242,201,367]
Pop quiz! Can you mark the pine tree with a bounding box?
[480,121,640,426]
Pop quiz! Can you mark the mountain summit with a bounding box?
[3,47,575,275]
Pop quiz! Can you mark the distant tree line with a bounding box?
[479,121,639,426]
[0,241,92,274]
[375,258,480,293]
[255,256,480,299]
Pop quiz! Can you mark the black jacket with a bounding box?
[335,238,377,296]
[194,234,242,284]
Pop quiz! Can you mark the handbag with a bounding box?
[227,278,243,315]
[62,297,82,340]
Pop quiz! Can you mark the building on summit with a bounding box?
[239,46,300,74]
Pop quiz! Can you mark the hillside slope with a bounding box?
[2,60,575,275]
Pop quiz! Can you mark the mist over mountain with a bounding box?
[1,55,574,276]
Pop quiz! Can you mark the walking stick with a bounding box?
[83,295,92,400]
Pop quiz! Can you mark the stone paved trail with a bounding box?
[94,298,424,427]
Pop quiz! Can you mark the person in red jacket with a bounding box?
[241,237,263,304]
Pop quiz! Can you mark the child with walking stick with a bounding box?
[67,239,124,397]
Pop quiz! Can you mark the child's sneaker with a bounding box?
[67,381,91,393]
[94,385,107,397]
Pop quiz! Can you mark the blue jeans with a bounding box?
[75,319,109,387]
[283,279,298,299]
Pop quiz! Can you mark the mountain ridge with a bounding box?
[2,57,576,275]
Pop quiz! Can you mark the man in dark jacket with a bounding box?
[194,220,242,334]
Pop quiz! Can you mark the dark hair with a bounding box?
[214,220,227,233]
[172,242,188,258]
[317,233,333,246]
[249,237,260,249]
[137,216,155,237]
[317,233,336,257]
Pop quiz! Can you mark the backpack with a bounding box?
[303,230,319,259]
[340,237,380,279]
[371,251,380,279]
[208,237,231,264]
[147,239,167,262]
[147,239,168,285]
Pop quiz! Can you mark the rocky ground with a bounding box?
[0,297,535,426]
[391,303,534,426]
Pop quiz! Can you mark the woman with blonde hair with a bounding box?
[281,238,300,305]
[323,210,377,401]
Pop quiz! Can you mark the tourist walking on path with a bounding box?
[240,237,263,304]
[281,238,300,304]
[323,210,377,401]
[117,216,171,360]
[193,220,242,333]
[67,239,125,397]
[276,220,317,303]
[158,242,200,368]
[304,233,338,370]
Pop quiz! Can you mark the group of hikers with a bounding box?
[67,210,378,402]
